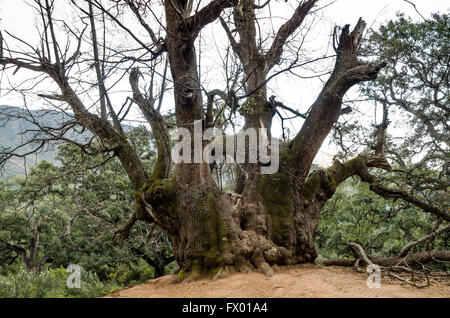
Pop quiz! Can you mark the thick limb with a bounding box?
[289,19,386,186]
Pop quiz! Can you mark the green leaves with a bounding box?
[0,126,175,296]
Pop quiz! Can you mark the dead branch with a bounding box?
[399,224,450,257]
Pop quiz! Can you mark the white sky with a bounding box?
[0,0,449,166]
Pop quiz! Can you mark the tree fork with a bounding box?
[130,17,390,279]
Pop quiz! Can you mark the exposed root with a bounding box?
[387,271,431,288]
[212,266,236,281]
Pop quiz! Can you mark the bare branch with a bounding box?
[399,224,450,257]
[265,0,317,70]
[189,0,239,37]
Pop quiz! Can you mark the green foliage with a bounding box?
[334,14,449,207]
[0,127,175,297]
[317,178,449,264]
[324,13,449,267]
[106,260,155,286]
[0,265,116,298]
[257,172,293,244]
[362,12,449,152]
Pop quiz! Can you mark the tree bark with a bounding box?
[324,242,450,268]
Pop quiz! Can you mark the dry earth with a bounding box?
[108,264,449,298]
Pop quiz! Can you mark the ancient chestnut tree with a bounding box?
[0,1,448,279]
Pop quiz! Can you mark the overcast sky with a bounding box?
[1,1,448,34]
[1,0,448,108]
[0,0,449,165]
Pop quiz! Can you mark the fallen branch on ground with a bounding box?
[322,240,449,288]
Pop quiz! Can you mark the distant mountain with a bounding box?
[0,105,334,178]
[0,106,92,177]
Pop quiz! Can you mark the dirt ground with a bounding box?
[108,264,449,298]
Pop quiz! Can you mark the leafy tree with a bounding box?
[318,179,448,264]
[0,162,73,272]
[0,127,174,280]
[363,13,449,207]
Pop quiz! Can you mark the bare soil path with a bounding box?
[108,264,449,298]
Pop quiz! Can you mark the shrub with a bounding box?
[0,265,118,298]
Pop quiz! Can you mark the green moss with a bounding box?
[132,168,178,222]
[210,266,222,277]
[195,191,228,270]
[134,190,146,219]
[177,269,187,280]
[302,172,321,201]
[143,171,177,212]
[178,264,222,281]
[303,168,340,202]
[256,172,293,245]
[302,157,366,203]
[190,261,203,276]
[322,173,337,193]
[239,95,272,116]
[326,156,365,183]
[151,156,168,180]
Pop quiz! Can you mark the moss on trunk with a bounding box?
[256,172,294,245]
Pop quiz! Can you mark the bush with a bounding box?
[106,261,155,286]
[0,265,118,298]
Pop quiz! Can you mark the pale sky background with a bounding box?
[0,0,449,166]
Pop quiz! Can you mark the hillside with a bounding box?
[108,264,449,298]
[0,106,94,177]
